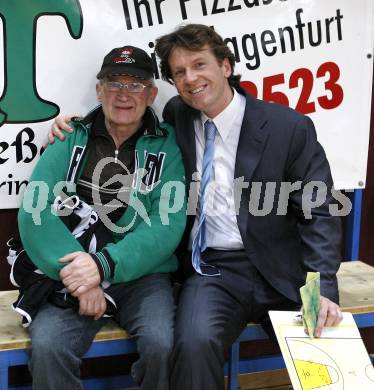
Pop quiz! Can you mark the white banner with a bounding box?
[0,0,373,208]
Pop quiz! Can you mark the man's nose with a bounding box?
[116,88,131,98]
[184,68,198,83]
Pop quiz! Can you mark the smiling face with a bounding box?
[168,45,233,118]
[96,75,157,133]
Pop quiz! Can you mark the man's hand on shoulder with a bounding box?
[59,251,101,297]
[78,286,107,320]
[47,114,78,145]
[315,295,343,337]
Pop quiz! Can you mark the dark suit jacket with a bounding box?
[163,87,341,304]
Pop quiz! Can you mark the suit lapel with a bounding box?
[234,92,269,240]
[175,103,199,183]
[174,102,200,231]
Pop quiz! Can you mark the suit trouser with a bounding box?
[171,250,300,390]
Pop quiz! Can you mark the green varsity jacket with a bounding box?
[18,106,186,283]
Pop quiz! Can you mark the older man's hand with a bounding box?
[314,295,343,337]
[78,286,107,320]
[59,251,101,297]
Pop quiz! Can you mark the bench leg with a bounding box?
[0,356,8,390]
[227,341,239,390]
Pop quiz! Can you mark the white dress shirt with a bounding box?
[189,89,246,250]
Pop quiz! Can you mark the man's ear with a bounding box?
[96,82,103,101]
[147,86,158,106]
[222,58,232,79]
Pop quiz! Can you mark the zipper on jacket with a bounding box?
[114,149,119,163]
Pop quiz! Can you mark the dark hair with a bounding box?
[155,24,241,88]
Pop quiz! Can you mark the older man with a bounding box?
[16,45,186,390]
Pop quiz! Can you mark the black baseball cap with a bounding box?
[97,45,154,80]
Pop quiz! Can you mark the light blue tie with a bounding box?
[192,120,220,276]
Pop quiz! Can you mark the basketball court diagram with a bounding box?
[269,311,374,390]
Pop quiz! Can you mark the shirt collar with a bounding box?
[200,88,241,141]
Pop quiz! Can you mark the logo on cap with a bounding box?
[114,47,135,64]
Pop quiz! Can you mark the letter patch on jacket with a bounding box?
[66,146,85,183]
[142,151,165,190]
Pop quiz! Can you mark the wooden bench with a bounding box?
[1,261,373,390]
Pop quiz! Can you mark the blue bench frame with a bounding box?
[0,338,138,390]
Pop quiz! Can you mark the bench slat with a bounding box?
[338,261,374,313]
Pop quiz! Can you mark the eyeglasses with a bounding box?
[103,80,151,93]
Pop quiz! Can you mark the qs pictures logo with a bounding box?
[0,0,83,126]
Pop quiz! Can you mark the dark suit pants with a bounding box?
[171,250,300,390]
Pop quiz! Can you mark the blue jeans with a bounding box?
[28,273,175,390]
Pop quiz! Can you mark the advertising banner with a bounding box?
[0,0,373,207]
